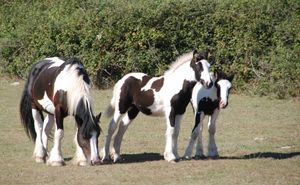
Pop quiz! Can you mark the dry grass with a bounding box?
[0,79,299,185]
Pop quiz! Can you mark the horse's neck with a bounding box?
[164,63,196,85]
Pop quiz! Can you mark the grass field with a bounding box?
[0,78,299,185]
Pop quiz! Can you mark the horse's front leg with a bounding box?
[207,110,220,158]
[184,111,205,160]
[47,108,65,166]
[164,108,179,162]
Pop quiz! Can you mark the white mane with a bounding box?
[54,63,93,116]
[165,51,193,74]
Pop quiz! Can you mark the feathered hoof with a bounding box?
[75,160,88,166]
[101,158,112,164]
[164,153,179,163]
[35,156,46,163]
[47,160,65,167]
[111,153,122,163]
[182,155,192,160]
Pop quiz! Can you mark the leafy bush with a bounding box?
[0,0,299,98]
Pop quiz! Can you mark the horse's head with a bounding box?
[215,71,234,109]
[190,50,213,88]
[75,100,102,165]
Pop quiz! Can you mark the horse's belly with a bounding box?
[147,104,165,116]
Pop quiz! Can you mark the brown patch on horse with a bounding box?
[118,75,155,115]
[134,89,154,115]
[151,77,164,92]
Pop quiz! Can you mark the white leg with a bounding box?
[207,110,220,158]
[101,112,122,162]
[41,114,54,154]
[47,125,65,166]
[73,129,88,166]
[164,108,177,162]
[32,109,46,163]
[164,124,176,162]
[111,114,133,162]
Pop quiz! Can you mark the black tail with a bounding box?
[20,82,36,142]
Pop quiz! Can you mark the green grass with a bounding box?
[0,78,299,185]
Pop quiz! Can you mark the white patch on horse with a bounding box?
[46,57,65,68]
[37,92,55,114]
[90,131,99,164]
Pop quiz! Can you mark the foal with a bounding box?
[20,57,101,166]
[184,71,234,159]
[101,50,213,162]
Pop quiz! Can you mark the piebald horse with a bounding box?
[101,50,213,162]
[20,57,101,166]
[184,71,234,159]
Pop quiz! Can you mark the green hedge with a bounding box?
[1,0,299,98]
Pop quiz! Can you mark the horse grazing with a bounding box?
[20,57,102,166]
[101,50,213,163]
[184,71,234,159]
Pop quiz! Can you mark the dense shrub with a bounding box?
[0,0,299,98]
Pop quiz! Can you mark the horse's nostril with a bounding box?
[208,82,213,88]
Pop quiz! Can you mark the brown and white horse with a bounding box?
[20,57,101,166]
[184,71,234,159]
[101,50,213,163]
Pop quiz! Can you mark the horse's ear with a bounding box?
[227,74,234,82]
[214,70,219,80]
[96,112,102,123]
[193,50,198,56]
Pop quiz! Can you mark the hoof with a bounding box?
[195,155,206,160]
[169,158,180,163]
[35,156,46,163]
[208,155,220,160]
[112,156,122,163]
[101,158,111,164]
[183,155,192,160]
[77,161,88,166]
[47,161,65,167]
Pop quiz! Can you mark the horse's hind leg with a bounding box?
[32,109,47,163]
[207,110,220,158]
[101,111,122,162]
[111,106,139,163]
[41,114,54,154]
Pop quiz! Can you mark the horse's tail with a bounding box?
[20,81,36,142]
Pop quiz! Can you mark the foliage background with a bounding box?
[0,0,299,98]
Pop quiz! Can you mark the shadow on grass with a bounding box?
[118,152,164,164]
[219,152,300,160]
